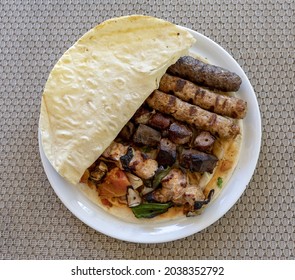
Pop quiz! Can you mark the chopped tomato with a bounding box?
[99,167,130,198]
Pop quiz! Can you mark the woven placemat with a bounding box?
[0,0,294,259]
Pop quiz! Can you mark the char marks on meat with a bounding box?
[129,150,158,179]
[148,112,171,130]
[102,141,158,180]
[118,121,135,140]
[156,138,177,167]
[193,131,215,153]
[147,90,240,139]
[179,148,218,173]
[133,124,161,147]
[168,122,192,145]
[168,56,242,92]
[145,169,187,203]
[145,168,206,210]
[159,73,247,119]
[133,107,153,125]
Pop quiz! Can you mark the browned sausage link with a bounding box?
[167,56,242,92]
[159,74,247,119]
[146,90,240,139]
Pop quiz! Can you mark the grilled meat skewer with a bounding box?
[168,56,242,92]
[147,90,240,139]
[159,73,247,119]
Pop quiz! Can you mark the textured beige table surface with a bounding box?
[0,0,294,259]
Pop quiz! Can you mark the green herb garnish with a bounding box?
[131,202,173,218]
[217,177,223,189]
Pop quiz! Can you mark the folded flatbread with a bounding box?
[39,15,195,184]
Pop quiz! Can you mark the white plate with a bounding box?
[39,27,261,243]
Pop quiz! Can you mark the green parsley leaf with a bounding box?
[217,177,223,189]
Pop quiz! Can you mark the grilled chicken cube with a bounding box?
[145,169,187,203]
[145,168,205,206]
[156,138,177,167]
[168,122,192,145]
[193,131,215,153]
[179,148,218,173]
[102,142,128,161]
[133,124,161,147]
[129,150,158,179]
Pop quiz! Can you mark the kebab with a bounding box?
[40,15,247,222]
[159,73,247,119]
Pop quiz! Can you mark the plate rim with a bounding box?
[39,27,261,243]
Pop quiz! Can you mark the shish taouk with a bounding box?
[146,90,240,139]
[159,73,247,119]
[145,168,214,215]
[102,142,158,180]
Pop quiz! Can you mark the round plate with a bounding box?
[39,27,261,243]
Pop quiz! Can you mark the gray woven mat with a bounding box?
[0,0,294,259]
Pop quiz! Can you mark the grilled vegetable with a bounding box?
[127,187,142,207]
[99,167,131,197]
[90,161,108,182]
[152,166,172,188]
[125,173,143,189]
[194,189,215,210]
[120,146,134,171]
[131,202,173,218]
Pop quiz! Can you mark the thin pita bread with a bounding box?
[39,15,195,184]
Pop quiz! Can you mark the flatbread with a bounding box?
[39,15,195,184]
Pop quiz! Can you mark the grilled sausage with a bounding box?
[168,56,242,92]
[159,73,247,119]
[147,90,240,139]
